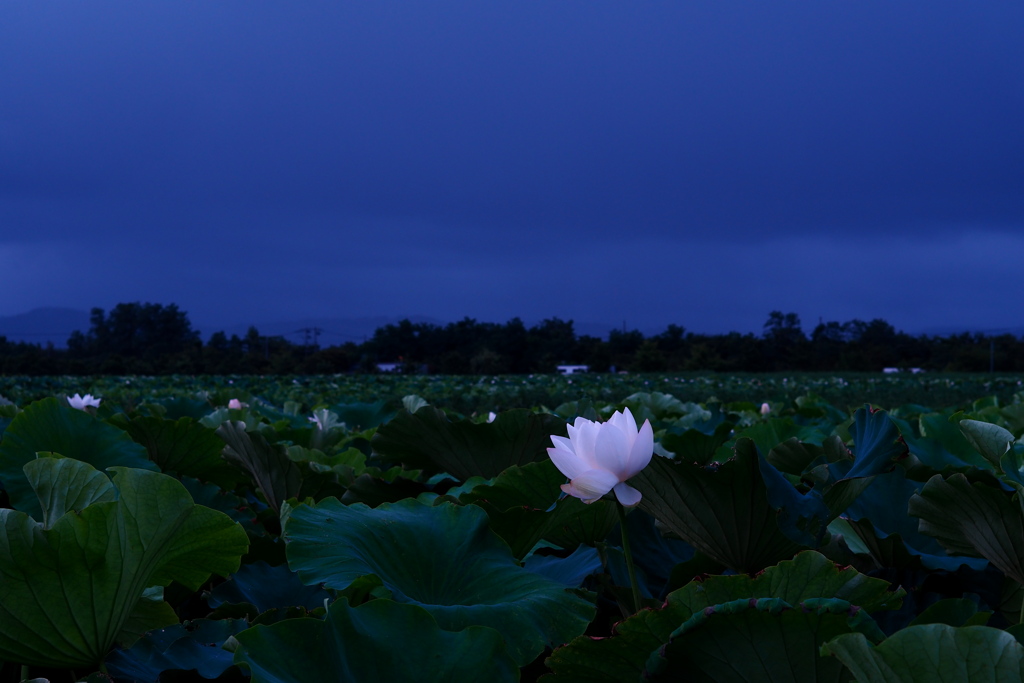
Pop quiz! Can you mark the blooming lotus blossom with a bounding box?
[228,398,247,410]
[67,393,101,410]
[308,408,342,432]
[760,402,771,416]
[487,412,497,423]
[547,408,653,507]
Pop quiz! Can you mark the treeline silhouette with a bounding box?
[0,303,1020,375]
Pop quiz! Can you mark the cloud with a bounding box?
[1,1,1022,335]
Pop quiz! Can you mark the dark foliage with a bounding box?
[1,305,1022,375]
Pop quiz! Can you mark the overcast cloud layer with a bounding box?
[2,1,1022,334]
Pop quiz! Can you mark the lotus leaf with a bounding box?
[207,561,330,612]
[960,419,1016,468]
[766,437,825,476]
[632,439,805,572]
[660,422,733,467]
[25,453,116,528]
[180,476,264,536]
[645,597,882,682]
[525,545,602,588]
[543,551,902,682]
[285,498,595,665]
[150,396,213,420]
[840,467,989,571]
[758,407,909,547]
[371,407,567,480]
[118,415,242,489]
[909,597,991,627]
[104,618,249,683]
[0,397,155,518]
[909,474,1024,584]
[217,420,302,513]
[460,460,617,558]
[232,598,518,683]
[331,399,397,430]
[0,463,248,668]
[821,624,1024,682]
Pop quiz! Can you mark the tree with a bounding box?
[69,303,200,371]
[762,311,807,371]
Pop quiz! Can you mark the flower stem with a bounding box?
[616,501,643,615]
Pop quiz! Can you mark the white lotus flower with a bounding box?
[308,408,342,432]
[760,402,771,416]
[547,408,654,507]
[67,393,101,410]
[228,398,247,410]
[487,412,497,423]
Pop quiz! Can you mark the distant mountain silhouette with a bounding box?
[0,308,91,347]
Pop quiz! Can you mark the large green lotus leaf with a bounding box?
[24,454,116,528]
[218,420,302,513]
[542,496,619,551]
[118,415,242,489]
[0,465,248,668]
[645,597,881,682]
[340,470,429,507]
[613,510,695,599]
[901,412,993,474]
[759,407,911,547]
[821,624,1024,682]
[956,419,1024,491]
[207,561,330,612]
[820,406,909,515]
[232,598,519,683]
[632,439,805,572]
[331,400,397,431]
[839,466,989,572]
[737,417,828,458]
[1001,405,1024,438]
[672,550,904,614]
[831,518,930,572]
[542,551,902,683]
[660,422,733,467]
[371,407,568,480]
[150,396,214,420]
[285,498,595,665]
[766,437,825,476]
[180,476,264,537]
[909,597,992,627]
[621,392,691,421]
[460,459,617,557]
[960,419,1016,468]
[0,397,155,518]
[919,412,992,469]
[105,617,249,683]
[526,545,603,588]
[758,452,832,547]
[908,473,1024,584]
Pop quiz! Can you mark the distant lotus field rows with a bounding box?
[1,373,1024,681]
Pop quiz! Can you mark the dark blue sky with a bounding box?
[2,1,1022,335]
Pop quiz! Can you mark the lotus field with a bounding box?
[4,374,1024,681]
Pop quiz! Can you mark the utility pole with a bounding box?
[297,327,324,354]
